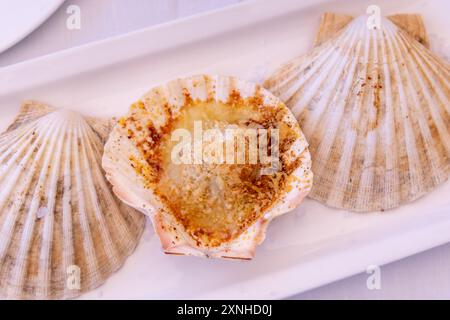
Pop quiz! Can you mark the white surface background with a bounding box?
[0,0,449,299]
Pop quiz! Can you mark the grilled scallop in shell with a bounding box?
[103,75,313,259]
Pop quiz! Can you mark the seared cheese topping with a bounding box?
[122,93,304,248]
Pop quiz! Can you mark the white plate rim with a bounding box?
[0,0,65,54]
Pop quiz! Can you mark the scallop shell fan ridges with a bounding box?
[0,102,145,299]
[264,15,450,212]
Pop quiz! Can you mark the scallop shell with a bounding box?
[103,75,313,259]
[264,14,450,212]
[0,101,146,299]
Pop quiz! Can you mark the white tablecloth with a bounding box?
[1,0,449,299]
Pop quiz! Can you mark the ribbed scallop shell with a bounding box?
[103,75,313,259]
[264,15,450,212]
[0,102,145,299]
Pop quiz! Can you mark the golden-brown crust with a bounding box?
[120,93,299,248]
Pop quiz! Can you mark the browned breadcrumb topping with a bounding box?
[121,89,304,248]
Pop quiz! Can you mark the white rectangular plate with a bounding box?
[0,0,449,299]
